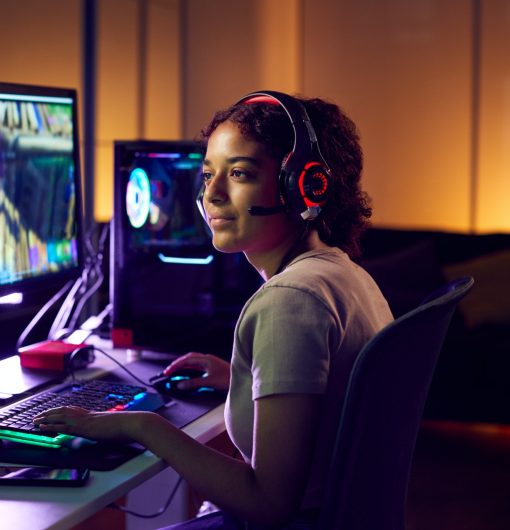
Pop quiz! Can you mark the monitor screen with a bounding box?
[0,82,83,301]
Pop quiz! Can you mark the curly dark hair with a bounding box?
[197,94,372,259]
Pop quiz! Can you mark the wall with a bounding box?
[477,0,510,232]
[94,0,182,224]
[181,0,302,137]
[303,0,473,231]
[299,0,509,232]
[0,0,81,88]
[1,0,509,233]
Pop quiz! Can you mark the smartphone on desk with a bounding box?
[0,465,90,487]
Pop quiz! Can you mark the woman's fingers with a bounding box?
[34,406,86,422]
[163,352,209,375]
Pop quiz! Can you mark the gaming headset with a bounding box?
[196,90,332,222]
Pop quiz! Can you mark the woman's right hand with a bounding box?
[163,352,231,391]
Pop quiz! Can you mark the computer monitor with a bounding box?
[111,140,260,356]
[0,82,84,352]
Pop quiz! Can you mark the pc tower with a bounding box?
[110,140,259,358]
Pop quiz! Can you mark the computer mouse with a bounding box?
[150,368,222,398]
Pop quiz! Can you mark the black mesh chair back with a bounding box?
[317,276,474,530]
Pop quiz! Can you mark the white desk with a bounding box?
[0,345,226,530]
[0,405,225,530]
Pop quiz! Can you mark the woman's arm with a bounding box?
[135,393,321,525]
[34,392,321,526]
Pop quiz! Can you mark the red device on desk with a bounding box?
[18,341,94,372]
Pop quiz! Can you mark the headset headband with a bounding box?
[236,90,322,159]
[236,90,331,220]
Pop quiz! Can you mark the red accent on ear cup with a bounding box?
[298,161,330,208]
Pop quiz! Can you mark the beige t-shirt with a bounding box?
[224,247,393,508]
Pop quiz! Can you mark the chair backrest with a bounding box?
[317,276,474,530]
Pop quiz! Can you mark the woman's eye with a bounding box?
[231,169,249,179]
[202,171,213,183]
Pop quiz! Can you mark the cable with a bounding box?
[108,476,183,518]
[67,264,103,331]
[16,224,109,348]
[16,280,74,351]
[48,276,84,340]
[67,224,109,330]
[80,303,112,332]
[68,345,157,389]
[53,223,109,338]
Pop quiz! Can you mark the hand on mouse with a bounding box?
[163,352,230,392]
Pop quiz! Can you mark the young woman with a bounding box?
[34,91,393,529]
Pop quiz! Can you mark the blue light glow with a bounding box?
[158,254,214,265]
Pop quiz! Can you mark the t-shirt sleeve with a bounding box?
[240,284,341,400]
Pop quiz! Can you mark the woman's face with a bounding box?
[201,121,299,257]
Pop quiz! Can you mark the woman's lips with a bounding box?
[209,217,235,228]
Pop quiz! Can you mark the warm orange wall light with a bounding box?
[475,0,510,233]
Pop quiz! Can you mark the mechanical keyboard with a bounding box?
[0,379,165,449]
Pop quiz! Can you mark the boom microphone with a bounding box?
[248,205,286,216]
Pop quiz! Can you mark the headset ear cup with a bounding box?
[299,162,331,208]
[235,90,334,219]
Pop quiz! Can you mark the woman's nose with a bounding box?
[204,174,228,203]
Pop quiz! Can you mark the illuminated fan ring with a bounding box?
[126,168,151,229]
